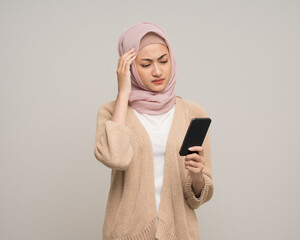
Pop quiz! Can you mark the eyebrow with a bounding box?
[141,54,168,61]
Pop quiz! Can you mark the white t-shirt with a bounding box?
[133,104,175,217]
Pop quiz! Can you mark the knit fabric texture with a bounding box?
[94,96,214,240]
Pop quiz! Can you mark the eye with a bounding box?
[141,60,168,68]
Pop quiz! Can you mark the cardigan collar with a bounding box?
[127,95,183,131]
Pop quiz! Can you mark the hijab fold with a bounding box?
[118,21,177,115]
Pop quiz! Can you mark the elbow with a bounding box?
[93,144,133,171]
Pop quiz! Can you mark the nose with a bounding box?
[152,62,162,77]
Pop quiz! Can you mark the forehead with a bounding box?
[137,44,169,59]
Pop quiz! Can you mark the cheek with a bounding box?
[138,68,150,77]
[165,60,171,69]
[137,68,151,82]
[164,62,172,75]
[137,66,145,75]
[165,63,172,82]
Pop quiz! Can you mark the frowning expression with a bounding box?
[135,43,172,92]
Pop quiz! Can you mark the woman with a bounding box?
[94,21,214,240]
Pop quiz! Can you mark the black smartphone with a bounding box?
[179,118,211,156]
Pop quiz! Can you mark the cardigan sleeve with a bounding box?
[94,104,133,170]
[184,171,214,209]
[183,101,214,209]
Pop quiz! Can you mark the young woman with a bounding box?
[94,21,214,240]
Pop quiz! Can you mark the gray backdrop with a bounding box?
[1,0,299,239]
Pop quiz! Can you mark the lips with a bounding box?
[152,78,164,82]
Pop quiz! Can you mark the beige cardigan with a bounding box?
[94,95,214,240]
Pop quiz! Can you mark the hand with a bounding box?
[116,48,136,96]
[184,146,205,190]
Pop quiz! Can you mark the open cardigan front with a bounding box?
[94,96,214,240]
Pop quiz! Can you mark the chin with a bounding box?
[152,86,167,92]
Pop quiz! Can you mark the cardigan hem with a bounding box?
[103,217,189,240]
[103,217,157,240]
[156,217,188,240]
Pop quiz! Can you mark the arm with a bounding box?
[94,47,136,170]
[191,173,205,198]
[184,130,214,209]
[94,93,133,170]
[183,102,214,209]
[111,93,130,125]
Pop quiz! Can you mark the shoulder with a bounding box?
[179,97,209,118]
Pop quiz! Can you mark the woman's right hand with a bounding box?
[116,48,136,96]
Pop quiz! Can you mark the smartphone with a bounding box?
[179,118,211,156]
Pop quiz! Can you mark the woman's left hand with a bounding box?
[184,146,205,190]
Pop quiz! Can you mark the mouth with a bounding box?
[152,78,164,84]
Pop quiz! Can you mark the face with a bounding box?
[135,43,172,92]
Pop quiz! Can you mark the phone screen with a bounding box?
[179,118,211,156]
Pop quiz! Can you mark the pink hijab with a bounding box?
[118,21,177,115]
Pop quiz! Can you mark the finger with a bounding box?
[124,48,135,56]
[122,49,136,61]
[121,51,136,71]
[185,159,203,169]
[185,153,201,162]
[185,157,205,166]
[120,52,134,70]
[124,55,136,72]
[186,157,206,169]
[185,165,202,174]
[126,53,137,67]
[118,49,135,69]
[188,146,204,156]
[188,146,203,151]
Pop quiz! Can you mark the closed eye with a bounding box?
[141,60,168,68]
